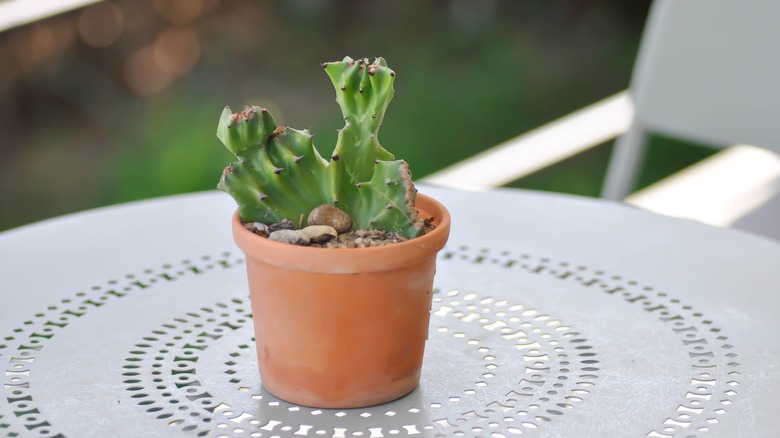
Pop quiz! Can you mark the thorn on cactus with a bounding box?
[341,86,346,91]
[320,62,327,68]
[332,154,340,161]
[259,194,267,201]
[294,155,304,163]
[274,168,284,174]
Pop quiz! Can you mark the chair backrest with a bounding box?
[603,0,780,199]
[634,0,780,150]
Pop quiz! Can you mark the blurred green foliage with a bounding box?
[1,0,714,232]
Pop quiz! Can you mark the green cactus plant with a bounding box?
[217,56,424,239]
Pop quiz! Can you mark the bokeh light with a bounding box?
[77,2,124,48]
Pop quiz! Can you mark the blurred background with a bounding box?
[0,0,714,231]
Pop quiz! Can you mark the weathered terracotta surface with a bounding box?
[232,194,451,408]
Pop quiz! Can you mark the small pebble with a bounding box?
[308,204,353,233]
[301,225,338,243]
[268,229,310,246]
[253,223,269,237]
[268,219,296,233]
[243,221,270,237]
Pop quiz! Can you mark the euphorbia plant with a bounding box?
[217,56,424,239]
[220,57,451,408]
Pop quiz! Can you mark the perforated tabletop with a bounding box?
[1,186,779,437]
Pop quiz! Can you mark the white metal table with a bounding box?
[1,186,778,437]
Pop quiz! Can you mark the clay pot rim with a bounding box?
[231,193,451,273]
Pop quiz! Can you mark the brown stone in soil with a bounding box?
[307,204,353,233]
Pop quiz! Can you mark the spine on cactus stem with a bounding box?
[216,57,424,239]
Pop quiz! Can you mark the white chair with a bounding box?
[424,0,780,240]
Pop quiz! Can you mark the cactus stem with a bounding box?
[273,167,284,174]
[332,154,340,161]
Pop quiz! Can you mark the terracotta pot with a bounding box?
[231,193,451,408]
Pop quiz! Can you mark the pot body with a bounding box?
[232,194,451,408]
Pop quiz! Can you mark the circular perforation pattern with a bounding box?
[0,246,740,437]
[440,246,740,437]
[0,253,243,438]
[122,290,598,437]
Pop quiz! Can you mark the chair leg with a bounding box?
[602,127,649,201]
